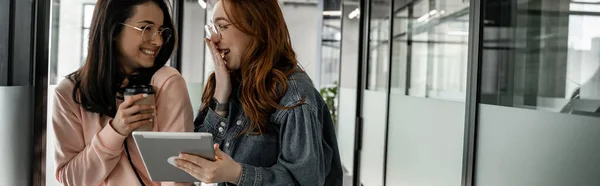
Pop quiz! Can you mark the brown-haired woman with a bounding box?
[52,0,193,185]
[172,0,343,185]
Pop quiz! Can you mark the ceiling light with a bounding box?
[417,10,439,22]
[447,31,469,36]
[323,11,342,16]
[198,0,206,9]
[348,8,360,19]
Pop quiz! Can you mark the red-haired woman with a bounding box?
[171,0,343,185]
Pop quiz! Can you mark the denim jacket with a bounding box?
[194,70,343,186]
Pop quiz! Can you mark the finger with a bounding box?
[179,153,212,167]
[213,144,227,160]
[209,41,227,68]
[128,113,155,123]
[128,119,153,129]
[120,94,149,109]
[123,104,155,116]
[175,159,206,181]
[204,38,226,69]
[204,38,219,61]
[204,25,216,39]
[204,38,213,51]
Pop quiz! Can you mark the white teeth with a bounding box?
[219,49,230,58]
[142,49,156,55]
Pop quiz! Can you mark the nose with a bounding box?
[149,35,163,46]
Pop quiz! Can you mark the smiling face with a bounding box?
[115,1,166,74]
[209,0,253,71]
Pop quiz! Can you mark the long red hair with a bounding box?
[201,0,300,135]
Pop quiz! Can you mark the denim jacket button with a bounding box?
[218,127,224,133]
[225,142,230,148]
[220,121,226,127]
[236,120,242,125]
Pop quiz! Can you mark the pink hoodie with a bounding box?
[52,66,194,186]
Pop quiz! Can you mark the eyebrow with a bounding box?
[137,20,167,28]
[137,20,155,24]
[213,17,230,23]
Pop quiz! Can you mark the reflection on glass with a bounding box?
[481,0,600,116]
[321,18,341,87]
[367,1,390,91]
[390,7,408,94]
[392,0,469,101]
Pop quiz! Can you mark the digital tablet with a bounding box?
[132,132,215,182]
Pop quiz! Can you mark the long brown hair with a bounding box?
[69,0,176,117]
[201,0,300,135]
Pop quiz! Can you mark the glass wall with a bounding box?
[385,0,470,185]
[337,0,361,184]
[390,4,408,94]
[359,0,391,185]
[338,0,600,185]
[394,0,470,101]
[476,0,600,186]
[366,1,390,92]
[336,0,471,184]
[481,0,600,115]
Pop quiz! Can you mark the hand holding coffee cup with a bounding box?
[111,93,156,136]
[123,82,156,131]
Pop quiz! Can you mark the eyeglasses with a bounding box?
[204,22,232,39]
[120,23,172,44]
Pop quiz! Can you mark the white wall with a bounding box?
[280,1,322,87]
[181,2,206,84]
[181,1,207,115]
